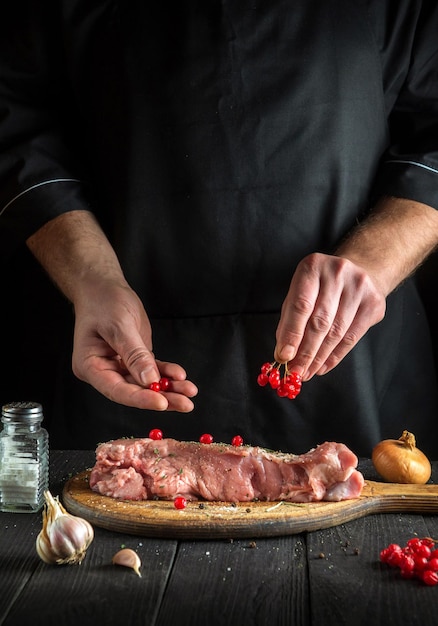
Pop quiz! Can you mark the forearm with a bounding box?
[26,210,126,303]
[335,197,438,296]
[26,209,197,410]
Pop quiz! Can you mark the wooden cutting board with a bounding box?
[62,470,438,539]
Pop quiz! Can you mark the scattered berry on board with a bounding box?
[174,496,187,510]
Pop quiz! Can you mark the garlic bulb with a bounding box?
[36,490,94,565]
[112,548,142,577]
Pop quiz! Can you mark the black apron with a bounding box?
[1,1,438,456]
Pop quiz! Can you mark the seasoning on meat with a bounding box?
[89,438,364,503]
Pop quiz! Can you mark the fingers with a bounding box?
[72,319,198,411]
[71,280,199,412]
[122,346,161,387]
[80,355,198,411]
[313,291,386,376]
[275,254,386,380]
[275,266,321,364]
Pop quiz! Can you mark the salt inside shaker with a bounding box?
[0,401,49,512]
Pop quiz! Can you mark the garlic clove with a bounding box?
[36,490,94,565]
[36,531,58,564]
[112,548,142,577]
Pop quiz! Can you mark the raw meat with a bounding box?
[89,438,364,503]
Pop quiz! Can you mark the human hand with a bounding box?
[71,278,198,411]
[274,253,386,381]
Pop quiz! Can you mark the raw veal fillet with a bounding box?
[89,438,364,503]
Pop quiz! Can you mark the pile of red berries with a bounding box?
[380,537,438,585]
[257,362,302,399]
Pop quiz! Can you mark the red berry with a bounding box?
[159,377,170,391]
[415,544,432,559]
[149,428,163,440]
[399,554,415,574]
[287,384,301,399]
[379,547,391,564]
[199,433,214,444]
[421,570,438,586]
[380,544,401,565]
[260,362,273,374]
[286,372,302,385]
[269,370,281,389]
[276,383,288,397]
[430,549,438,560]
[387,550,404,568]
[174,496,187,510]
[387,543,402,553]
[413,555,429,571]
[149,381,161,392]
[427,557,438,571]
[231,435,244,447]
[257,373,269,387]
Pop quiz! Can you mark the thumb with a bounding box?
[119,340,161,387]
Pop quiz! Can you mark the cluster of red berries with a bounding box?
[149,377,170,392]
[257,362,302,399]
[380,537,438,585]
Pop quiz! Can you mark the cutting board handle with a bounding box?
[363,480,438,513]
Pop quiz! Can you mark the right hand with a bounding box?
[72,277,198,411]
[274,252,386,380]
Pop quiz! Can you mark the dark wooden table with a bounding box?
[1,451,437,626]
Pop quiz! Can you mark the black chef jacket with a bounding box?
[1,0,438,456]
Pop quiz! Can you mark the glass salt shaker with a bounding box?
[0,401,49,512]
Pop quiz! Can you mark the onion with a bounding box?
[372,430,431,484]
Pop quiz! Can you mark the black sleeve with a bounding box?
[0,1,91,255]
[373,0,438,209]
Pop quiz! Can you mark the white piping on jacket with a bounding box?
[0,178,82,217]
[385,159,438,175]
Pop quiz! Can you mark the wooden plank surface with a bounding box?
[62,469,438,539]
[1,452,437,626]
[307,513,438,626]
[154,536,309,626]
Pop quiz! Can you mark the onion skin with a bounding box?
[372,430,431,484]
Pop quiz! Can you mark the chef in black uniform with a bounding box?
[1,0,438,456]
